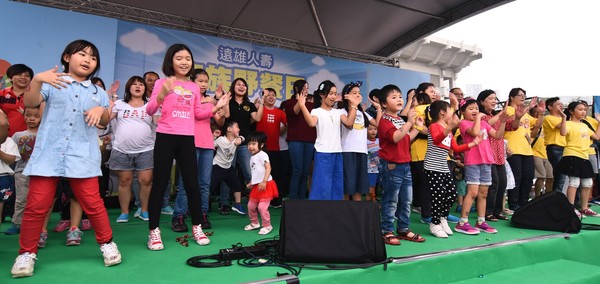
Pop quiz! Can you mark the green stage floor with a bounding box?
[1,204,600,283]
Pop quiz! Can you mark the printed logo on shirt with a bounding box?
[122,109,149,119]
[481,129,489,140]
[442,134,452,147]
[243,105,251,112]
[171,86,193,118]
[353,112,365,130]
[267,113,275,123]
[382,114,405,129]
[16,135,35,161]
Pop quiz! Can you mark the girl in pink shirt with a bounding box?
[456,98,506,235]
[145,44,229,250]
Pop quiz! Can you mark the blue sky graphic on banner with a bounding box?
[0,1,428,105]
[115,21,428,103]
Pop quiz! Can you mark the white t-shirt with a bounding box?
[213,136,240,169]
[311,107,344,153]
[341,110,372,154]
[0,138,21,175]
[111,100,155,154]
[250,151,273,185]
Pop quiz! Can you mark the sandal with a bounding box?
[495,213,509,221]
[383,232,401,246]
[396,229,426,243]
[485,214,498,222]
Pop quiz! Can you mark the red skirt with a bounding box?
[249,180,279,201]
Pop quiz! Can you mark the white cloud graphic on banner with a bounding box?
[311,56,325,66]
[119,28,166,55]
[306,69,343,94]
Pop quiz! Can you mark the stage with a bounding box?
[1,204,600,283]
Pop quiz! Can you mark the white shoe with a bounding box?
[244,223,260,231]
[440,218,454,236]
[258,226,273,235]
[100,242,122,266]
[133,207,142,218]
[192,225,210,246]
[430,223,448,238]
[11,253,37,278]
[148,228,164,250]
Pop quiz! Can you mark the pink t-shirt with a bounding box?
[147,78,208,136]
[194,102,217,149]
[459,119,495,165]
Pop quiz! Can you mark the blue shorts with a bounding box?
[465,164,492,186]
[368,173,379,187]
[108,149,154,171]
[0,175,15,202]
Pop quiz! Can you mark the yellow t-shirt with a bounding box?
[584,116,598,155]
[530,117,547,159]
[563,121,593,160]
[410,104,429,161]
[504,106,533,156]
[542,115,566,147]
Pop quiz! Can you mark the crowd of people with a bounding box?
[1,40,599,278]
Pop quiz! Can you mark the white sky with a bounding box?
[432,0,599,101]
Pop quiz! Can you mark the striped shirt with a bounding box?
[424,123,470,173]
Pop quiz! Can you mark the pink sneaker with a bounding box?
[475,221,498,234]
[454,222,480,235]
[192,225,210,246]
[81,219,92,231]
[581,208,600,218]
[53,220,70,232]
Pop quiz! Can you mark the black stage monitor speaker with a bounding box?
[278,200,387,264]
[511,191,581,233]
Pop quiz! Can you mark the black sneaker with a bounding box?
[270,197,282,208]
[200,212,212,229]
[171,216,188,232]
[219,204,230,215]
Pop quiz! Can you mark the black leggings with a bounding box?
[411,161,430,217]
[149,133,202,229]
[425,170,456,225]
[488,164,507,215]
[507,155,535,210]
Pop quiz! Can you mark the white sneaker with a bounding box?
[11,253,37,278]
[192,225,210,246]
[440,218,454,236]
[429,223,448,238]
[100,242,122,266]
[133,207,142,218]
[244,223,260,231]
[148,228,164,250]
[258,226,273,235]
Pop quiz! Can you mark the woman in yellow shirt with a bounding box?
[504,88,542,211]
[559,101,600,218]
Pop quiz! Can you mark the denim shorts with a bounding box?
[465,164,492,186]
[108,149,154,171]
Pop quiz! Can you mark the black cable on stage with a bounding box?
[186,254,232,268]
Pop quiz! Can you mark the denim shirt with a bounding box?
[24,77,109,178]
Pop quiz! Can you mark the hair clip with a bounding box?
[459,96,474,108]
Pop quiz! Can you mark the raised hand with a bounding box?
[450,114,460,128]
[215,83,225,99]
[36,66,70,89]
[108,80,120,95]
[473,135,483,145]
[297,92,307,105]
[499,109,508,122]
[216,92,231,109]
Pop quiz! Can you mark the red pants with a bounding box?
[19,176,113,254]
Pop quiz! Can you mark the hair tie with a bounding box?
[459,96,474,109]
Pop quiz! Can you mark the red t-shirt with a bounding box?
[282,98,316,143]
[256,107,287,151]
[378,114,411,164]
[0,87,26,137]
